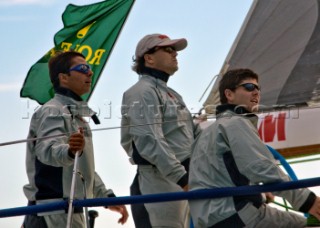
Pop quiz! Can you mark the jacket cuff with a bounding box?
[104,193,116,208]
[177,173,188,188]
[107,193,116,198]
[68,149,75,159]
[67,149,83,159]
[299,192,316,213]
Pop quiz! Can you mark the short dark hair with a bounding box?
[48,50,85,90]
[219,68,259,104]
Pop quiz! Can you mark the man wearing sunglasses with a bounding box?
[188,68,320,227]
[121,34,201,227]
[22,51,128,228]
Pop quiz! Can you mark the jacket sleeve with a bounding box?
[193,120,202,139]
[121,89,187,187]
[225,117,315,211]
[32,106,74,167]
[93,172,115,198]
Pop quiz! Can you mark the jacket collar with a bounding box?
[55,87,83,101]
[142,66,170,83]
[216,104,253,115]
[216,104,258,126]
[54,87,100,124]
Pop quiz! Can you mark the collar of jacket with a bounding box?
[216,104,255,115]
[55,86,83,101]
[216,104,258,126]
[141,66,170,83]
[55,87,100,124]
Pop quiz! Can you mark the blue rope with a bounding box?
[1,176,320,218]
[267,145,307,216]
[267,145,298,181]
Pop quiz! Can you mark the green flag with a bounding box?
[20,0,135,104]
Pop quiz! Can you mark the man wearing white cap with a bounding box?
[120,34,201,227]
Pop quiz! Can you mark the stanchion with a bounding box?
[88,210,99,228]
[66,150,80,228]
[78,171,90,228]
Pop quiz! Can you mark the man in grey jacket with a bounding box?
[189,68,320,228]
[23,51,128,228]
[121,34,201,227]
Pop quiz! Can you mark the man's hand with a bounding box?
[68,128,85,155]
[309,196,320,221]
[183,184,189,192]
[265,192,275,203]
[107,205,129,225]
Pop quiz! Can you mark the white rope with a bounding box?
[0,119,191,147]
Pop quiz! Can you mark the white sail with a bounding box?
[202,0,320,158]
[204,0,320,111]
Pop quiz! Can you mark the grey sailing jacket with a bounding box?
[121,74,201,186]
[189,105,315,227]
[23,93,114,203]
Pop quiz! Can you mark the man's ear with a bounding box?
[144,54,154,65]
[225,89,233,102]
[58,73,68,85]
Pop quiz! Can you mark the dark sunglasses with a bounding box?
[146,46,176,55]
[158,46,176,54]
[236,83,261,92]
[68,64,91,74]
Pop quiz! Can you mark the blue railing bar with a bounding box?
[1,176,320,218]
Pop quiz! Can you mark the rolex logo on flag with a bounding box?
[20,0,135,104]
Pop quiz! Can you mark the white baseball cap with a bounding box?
[135,33,188,58]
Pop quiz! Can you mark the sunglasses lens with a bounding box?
[69,64,91,74]
[238,83,260,91]
[80,65,90,73]
[244,84,255,91]
[163,47,175,53]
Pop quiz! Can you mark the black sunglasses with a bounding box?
[157,46,176,54]
[68,64,91,74]
[236,83,261,92]
[145,46,176,55]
